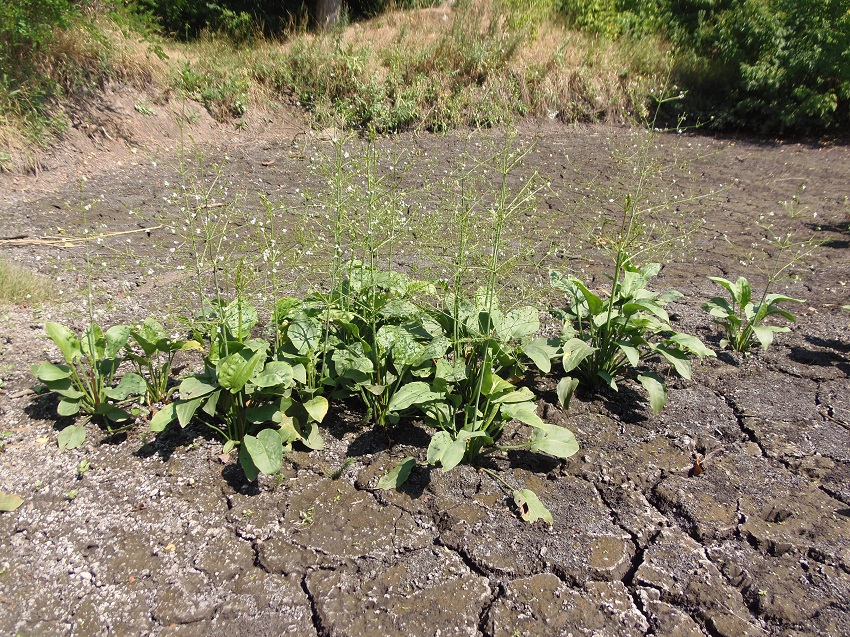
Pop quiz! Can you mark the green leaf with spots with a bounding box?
[513,489,553,525]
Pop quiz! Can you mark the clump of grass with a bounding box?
[0,258,54,304]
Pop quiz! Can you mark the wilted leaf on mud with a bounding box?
[104,372,146,400]
[31,361,72,382]
[239,443,260,482]
[57,398,81,417]
[513,489,553,525]
[0,491,24,512]
[637,373,667,414]
[500,401,545,428]
[522,338,560,374]
[427,430,490,471]
[376,457,416,490]
[58,424,85,450]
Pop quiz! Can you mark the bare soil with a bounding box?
[1,94,849,637]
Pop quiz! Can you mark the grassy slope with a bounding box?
[0,2,672,171]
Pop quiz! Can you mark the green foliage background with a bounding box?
[558,0,850,132]
[0,0,846,143]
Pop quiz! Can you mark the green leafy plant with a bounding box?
[368,136,578,523]
[419,138,579,493]
[550,262,714,414]
[126,317,202,405]
[702,276,802,352]
[327,263,446,426]
[424,289,577,469]
[703,187,816,353]
[548,92,715,414]
[151,299,326,480]
[31,322,146,449]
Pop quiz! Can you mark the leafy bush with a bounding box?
[0,0,80,61]
[132,0,301,39]
[151,299,328,480]
[32,322,145,449]
[673,0,850,132]
[0,0,82,141]
[557,0,850,132]
[175,60,249,119]
[423,288,577,469]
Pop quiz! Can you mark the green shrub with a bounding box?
[675,0,850,132]
[0,0,80,60]
[557,0,850,132]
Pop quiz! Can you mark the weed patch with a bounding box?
[0,259,54,304]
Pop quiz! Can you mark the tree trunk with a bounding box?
[314,0,341,30]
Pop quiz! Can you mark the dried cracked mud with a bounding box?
[1,108,849,636]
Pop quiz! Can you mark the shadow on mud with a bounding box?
[599,383,651,425]
[24,390,69,424]
[806,221,850,244]
[395,463,431,500]
[135,421,220,463]
[791,337,850,374]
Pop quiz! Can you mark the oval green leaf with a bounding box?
[303,396,329,423]
[637,373,667,414]
[58,424,86,450]
[0,491,24,512]
[44,322,81,363]
[376,457,416,490]
[243,429,283,476]
[150,402,177,432]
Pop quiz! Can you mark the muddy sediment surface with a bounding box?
[1,119,849,636]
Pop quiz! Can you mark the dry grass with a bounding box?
[0,0,672,167]
[0,259,54,305]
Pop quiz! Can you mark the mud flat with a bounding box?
[1,121,849,636]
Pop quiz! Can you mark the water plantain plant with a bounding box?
[126,318,202,405]
[151,299,327,480]
[32,322,146,449]
[378,288,579,523]
[324,262,447,427]
[423,288,578,471]
[550,262,715,414]
[702,276,802,353]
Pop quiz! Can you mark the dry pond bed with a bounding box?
[0,118,849,636]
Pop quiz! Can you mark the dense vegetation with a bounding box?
[0,0,847,169]
[558,0,850,132]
